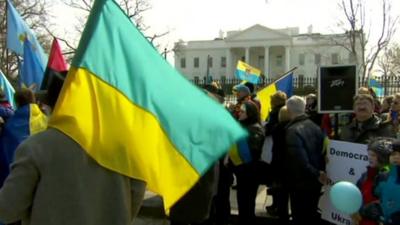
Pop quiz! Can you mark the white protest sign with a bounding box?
[319,140,369,225]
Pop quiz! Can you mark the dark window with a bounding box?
[208,56,213,68]
[194,57,199,68]
[332,53,339,64]
[221,57,226,68]
[276,55,283,66]
[180,58,186,68]
[315,54,321,65]
[299,54,305,65]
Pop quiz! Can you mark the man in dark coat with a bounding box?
[340,94,396,144]
[284,95,327,225]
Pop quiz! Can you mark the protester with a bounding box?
[0,89,13,109]
[271,106,291,225]
[263,90,287,216]
[354,138,394,225]
[229,84,251,119]
[374,139,400,225]
[0,80,147,225]
[284,95,327,225]
[381,95,394,114]
[234,100,265,225]
[305,93,332,138]
[382,93,400,137]
[340,94,396,144]
[205,85,233,225]
[380,95,394,121]
[243,81,261,111]
[0,89,14,122]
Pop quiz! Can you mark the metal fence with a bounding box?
[190,76,400,103]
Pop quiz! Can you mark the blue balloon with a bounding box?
[330,181,362,214]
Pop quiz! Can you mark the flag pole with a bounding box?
[5,0,10,78]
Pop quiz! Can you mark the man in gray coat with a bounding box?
[0,128,146,225]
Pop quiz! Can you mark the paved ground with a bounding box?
[134,185,277,225]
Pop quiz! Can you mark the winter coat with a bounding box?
[284,114,325,190]
[374,165,400,225]
[0,128,146,225]
[357,167,381,225]
[340,115,396,144]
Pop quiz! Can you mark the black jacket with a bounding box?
[284,115,325,189]
[245,123,265,161]
[339,115,396,144]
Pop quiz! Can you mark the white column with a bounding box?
[285,46,291,71]
[245,47,250,63]
[264,46,270,78]
[226,48,232,77]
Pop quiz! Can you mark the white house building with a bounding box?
[174,24,361,81]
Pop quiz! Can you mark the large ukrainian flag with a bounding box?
[257,72,293,121]
[49,0,246,211]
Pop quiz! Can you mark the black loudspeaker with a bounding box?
[318,65,357,113]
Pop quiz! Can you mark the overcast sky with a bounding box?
[52,0,400,59]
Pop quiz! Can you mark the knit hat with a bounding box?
[368,137,395,166]
[233,84,250,96]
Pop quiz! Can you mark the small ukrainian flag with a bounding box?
[235,60,261,84]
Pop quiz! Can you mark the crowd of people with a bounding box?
[0,79,400,225]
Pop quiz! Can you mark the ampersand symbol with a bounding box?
[349,168,355,176]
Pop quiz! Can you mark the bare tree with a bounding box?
[336,0,398,83]
[378,43,400,77]
[0,0,52,82]
[59,0,169,55]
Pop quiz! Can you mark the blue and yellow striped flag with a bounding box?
[229,138,252,165]
[1,104,47,165]
[257,72,293,121]
[235,61,261,84]
[48,0,247,212]
[368,78,384,97]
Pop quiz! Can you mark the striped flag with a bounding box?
[0,70,15,109]
[368,78,384,97]
[257,72,293,121]
[48,0,246,212]
[235,60,262,84]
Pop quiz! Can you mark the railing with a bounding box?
[189,76,400,103]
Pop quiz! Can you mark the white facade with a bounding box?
[174,24,361,80]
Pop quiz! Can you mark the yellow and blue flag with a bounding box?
[257,72,293,121]
[229,138,252,165]
[368,78,384,97]
[6,0,47,67]
[0,104,47,174]
[48,0,246,212]
[235,60,261,84]
[0,70,15,109]
[21,39,45,91]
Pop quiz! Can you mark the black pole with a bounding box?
[163,48,167,60]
